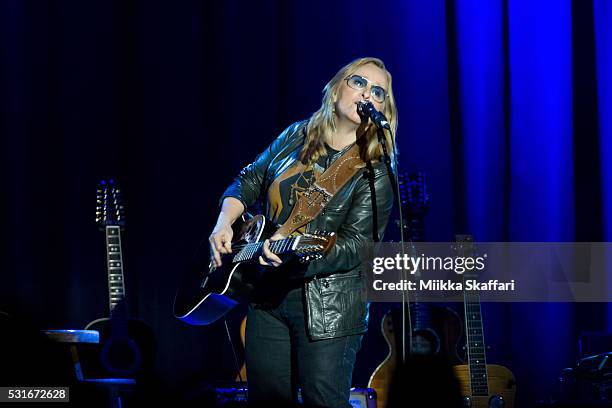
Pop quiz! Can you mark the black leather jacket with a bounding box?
[221,121,394,340]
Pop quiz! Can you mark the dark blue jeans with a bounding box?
[245,287,363,408]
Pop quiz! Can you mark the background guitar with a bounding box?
[368,172,463,408]
[453,234,516,408]
[82,179,156,380]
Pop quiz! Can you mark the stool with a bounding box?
[43,330,136,408]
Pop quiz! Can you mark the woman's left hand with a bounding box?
[259,233,284,267]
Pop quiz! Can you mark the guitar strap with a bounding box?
[276,143,364,237]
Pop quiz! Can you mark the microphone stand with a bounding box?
[376,127,397,198]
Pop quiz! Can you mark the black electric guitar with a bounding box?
[84,180,156,379]
[174,214,336,326]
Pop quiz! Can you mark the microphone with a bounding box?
[357,100,391,130]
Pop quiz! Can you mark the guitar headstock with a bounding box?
[95,179,125,228]
[398,171,430,219]
[295,231,336,263]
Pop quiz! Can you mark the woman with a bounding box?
[209,57,397,408]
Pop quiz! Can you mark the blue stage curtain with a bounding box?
[1,0,610,405]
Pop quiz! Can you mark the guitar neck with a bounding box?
[463,276,489,396]
[231,236,299,263]
[106,225,126,314]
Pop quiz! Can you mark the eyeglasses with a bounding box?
[345,74,387,103]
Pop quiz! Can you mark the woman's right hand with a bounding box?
[209,222,233,268]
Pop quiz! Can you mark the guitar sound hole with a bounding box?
[412,328,440,356]
[101,338,142,376]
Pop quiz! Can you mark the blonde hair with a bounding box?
[298,57,398,165]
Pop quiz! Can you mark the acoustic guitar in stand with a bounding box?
[453,234,515,408]
[369,172,463,408]
[84,179,156,379]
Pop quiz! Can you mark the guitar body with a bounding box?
[453,364,516,408]
[83,316,156,379]
[174,214,274,326]
[367,318,397,408]
[174,214,335,326]
[409,303,464,360]
[368,304,464,408]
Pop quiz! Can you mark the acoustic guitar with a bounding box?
[174,213,336,326]
[368,172,463,408]
[84,179,156,379]
[452,234,516,408]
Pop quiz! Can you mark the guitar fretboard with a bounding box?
[231,237,299,263]
[463,274,489,396]
[106,225,126,313]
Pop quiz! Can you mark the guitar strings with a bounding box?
[227,237,321,254]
